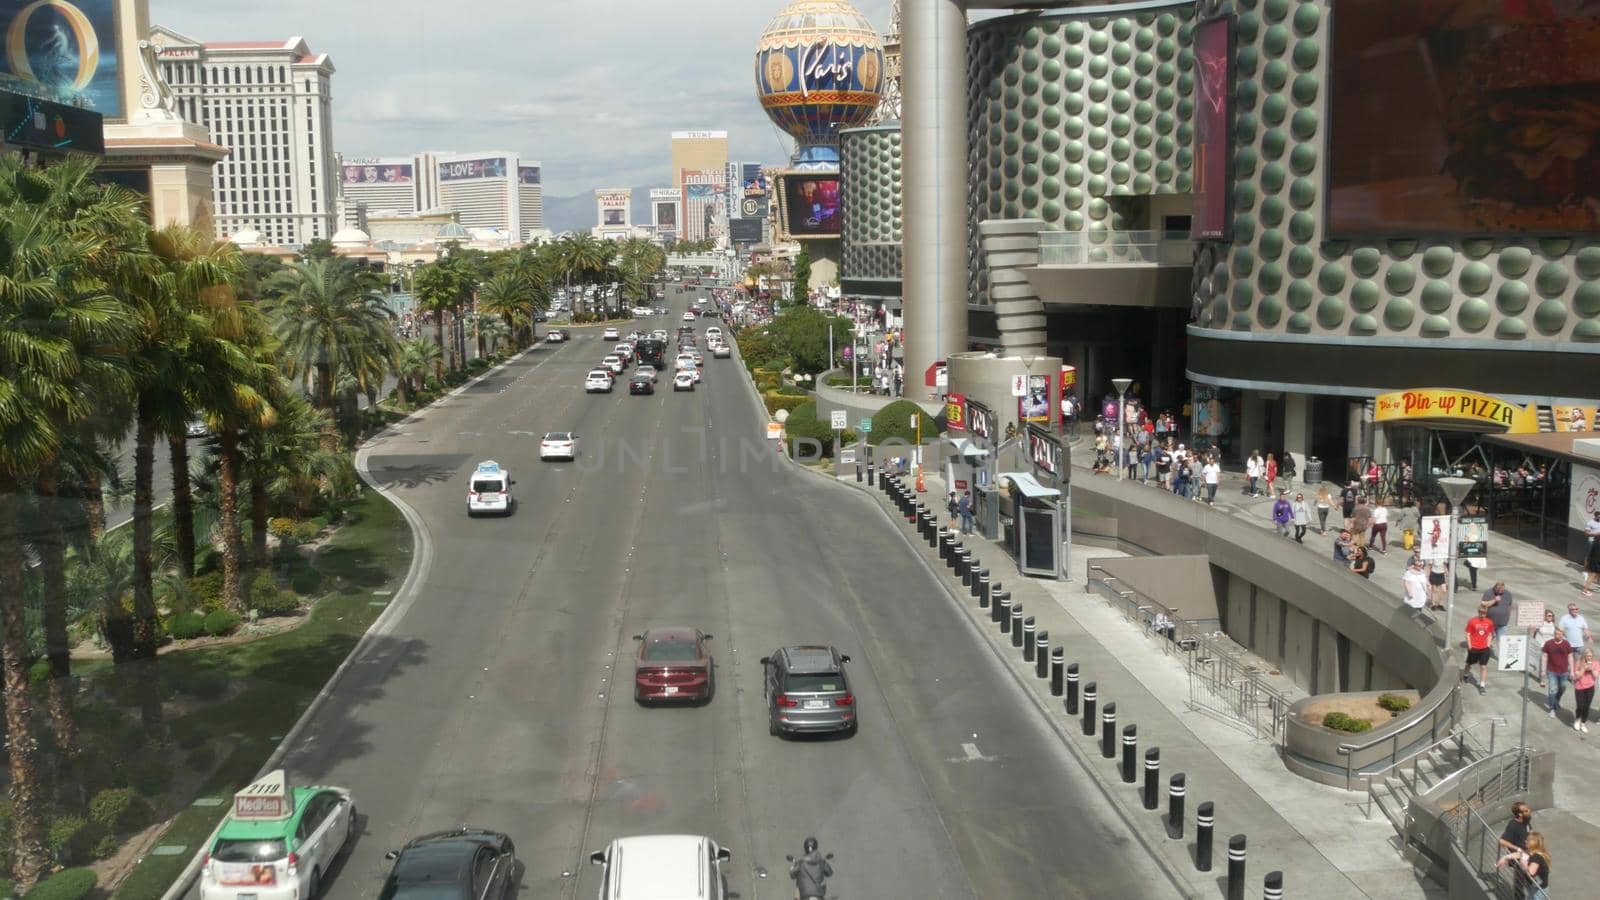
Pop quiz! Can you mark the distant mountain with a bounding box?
[540,185,664,236]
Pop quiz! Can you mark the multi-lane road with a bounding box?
[267,289,1175,899]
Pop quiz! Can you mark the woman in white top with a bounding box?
[1369,502,1390,553]
[1531,608,1558,686]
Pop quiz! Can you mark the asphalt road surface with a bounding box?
[260,293,1177,899]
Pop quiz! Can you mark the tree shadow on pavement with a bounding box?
[367,454,470,490]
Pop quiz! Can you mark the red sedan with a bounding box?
[633,628,713,703]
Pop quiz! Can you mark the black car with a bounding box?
[629,375,654,395]
[380,828,516,900]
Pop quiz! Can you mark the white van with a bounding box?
[466,461,514,516]
[589,835,730,900]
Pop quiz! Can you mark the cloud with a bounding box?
[151,0,899,195]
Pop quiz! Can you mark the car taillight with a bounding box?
[835,693,855,707]
[202,853,212,875]
[776,694,799,708]
[286,852,298,875]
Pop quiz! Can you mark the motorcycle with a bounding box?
[784,844,834,900]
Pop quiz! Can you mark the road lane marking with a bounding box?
[946,742,997,763]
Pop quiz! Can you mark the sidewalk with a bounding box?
[835,465,1442,899]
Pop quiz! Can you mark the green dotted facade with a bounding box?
[967,4,1196,304]
[840,125,904,284]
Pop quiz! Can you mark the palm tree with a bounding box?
[414,255,472,378]
[392,337,440,406]
[205,304,278,612]
[475,272,529,349]
[262,258,396,450]
[0,154,141,890]
[242,382,329,567]
[477,314,512,357]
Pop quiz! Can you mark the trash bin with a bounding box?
[1304,456,1323,485]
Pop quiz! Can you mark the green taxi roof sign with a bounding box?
[234,769,293,821]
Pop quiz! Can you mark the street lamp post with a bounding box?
[1438,476,1476,650]
[1112,378,1133,482]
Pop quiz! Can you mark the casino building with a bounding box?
[841,0,1600,514]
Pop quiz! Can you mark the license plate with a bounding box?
[663,686,678,695]
[804,700,827,710]
[237,895,258,900]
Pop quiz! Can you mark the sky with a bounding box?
[150,0,900,197]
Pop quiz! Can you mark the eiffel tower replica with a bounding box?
[870,0,903,123]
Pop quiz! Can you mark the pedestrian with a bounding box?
[1245,450,1263,496]
[1582,535,1600,596]
[1427,557,1449,611]
[1272,491,1292,537]
[947,491,959,528]
[1558,602,1591,652]
[1350,545,1375,579]
[1532,608,1558,686]
[1482,582,1513,642]
[1464,602,1495,693]
[1341,480,1360,529]
[1574,647,1598,734]
[1497,802,1533,857]
[1403,557,1430,610]
[1202,454,1221,505]
[1265,452,1279,497]
[1543,628,1575,718]
[1171,442,1186,492]
[1334,529,1355,563]
[1123,433,1139,481]
[1140,443,1155,483]
[1351,495,1373,548]
[1497,828,1551,898]
[1314,483,1333,534]
[958,492,974,535]
[1155,443,1172,488]
[1587,511,1600,549]
[1364,458,1380,492]
[1093,432,1109,472]
[1291,492,1310,543]
[1369,500,1389,553]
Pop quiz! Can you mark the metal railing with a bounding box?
[1434,748,1545,899]
[1086,565,1292,742]
[1358,716,1504,819]
[1334,679,1462,792]
[1038,229,1194,266]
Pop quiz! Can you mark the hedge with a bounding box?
[782,401,858,457]
[1320,711,1373,733]
[45,816,99,866]
[88,787,151,834]
[866,399,941,446]
[168,611,206,641]
[763,390,811,416]
[25,868,95,900]
[203,609,241,637]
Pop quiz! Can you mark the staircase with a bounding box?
[1367,740,1486,833]
[1537,405,1556,432]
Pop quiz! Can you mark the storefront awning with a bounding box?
[998,471,1061,499]
[943,436,991,457]
[1482,432,1600,466]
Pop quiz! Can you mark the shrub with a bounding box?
[203,609,241,637]
[763,390,811,416]
[248,574,279,610]
[91,834,119,861]
[1321,711,1373,733]
[752,368,781,392]
[167,611,206,641]
[89,788,151,834]
[292,521,322,544]
[267,517,297,540]
[254,589,302,618]
[45,817,101,866]
[185,572,226,612]
[1377,693,1413,713]
[25,868,95,900]
[309,513,333,531]
[124,755,173,797]
[866,399,940,446]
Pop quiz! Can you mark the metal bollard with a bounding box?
[1066,664,1080,714]
[925,516,938,548]
[1143,748,1160,810]
[856,463,862,482]
[1167,773,1186,838]
[947,543,963,571]
[1196,802,1215,871]
[997,594,1013,632]
[1263,870,1283,900]
[977,574,991,607]
[938,530,951,561]
[1101,702,1117,759]
[1023,617,1037,660]
[907,499,920,523]
[1050,647,1064,694]
[1035,632,1050,678]
[867,462,875,486]
[962,558,976,588]
[1010,606,1025,646]
[1226,834,1246,900]
[1121,725,1137,783]
[1081,682,1097,736]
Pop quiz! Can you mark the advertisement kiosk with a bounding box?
[1000,425,1070,580]
[963,399,1000,538]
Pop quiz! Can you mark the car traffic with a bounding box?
[539,432,577,461]
[199,771,354,900]
[466,462,514,517]
[633,628,713,703]
[380,828,517,900]
[585,369,615,393]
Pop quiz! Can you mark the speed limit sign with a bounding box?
[831,409,847,430]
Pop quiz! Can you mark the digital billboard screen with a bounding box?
[742,162,766,197]
[343,163,413,185]
[655,202,677,228]
[784,176,841,235]
[518,166,540,185]
[0,0,122,117]
[602,208,625,226]
[1191,17,1232,240]
[1328,1,1600,235]
[0,90,101,153]
[730,218,762,243]
[438,157,507,181]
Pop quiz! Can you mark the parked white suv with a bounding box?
[588,835,730,900]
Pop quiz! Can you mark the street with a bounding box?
[261,294,1176,899]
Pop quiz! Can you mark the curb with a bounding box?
[156,348,533,900]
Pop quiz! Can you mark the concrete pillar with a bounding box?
[902,0,970,397]
[1239,391,1266,461]
[1283,392,1310,486]
[1347,400,1369,462]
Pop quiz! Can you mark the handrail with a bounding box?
[1358,716,1504,819]
[1333,675,1461,791]
[1435,748,1540,899]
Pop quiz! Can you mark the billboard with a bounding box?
[1328,2,1600,235]
[0,0,121,117]
[517,165,540,185]
[729,217,762,243]
[655,202,677,228]
[784,176,841,235]
[602,208,626,226]
[438,156,508,181]
[342,162,414,185]
[0,89,101,153]
[741,163,767,197]
[1018,373,1051,424]
[1191,16,1232,240]
[685,183,722,200]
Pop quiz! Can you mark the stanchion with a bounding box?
[908,499,920,524]
[1050,647,1064,695]
[1167,773,1186,839]
[1226,835,1246,900]
[855,462,862,483]
[1081,682,1097,736]
[1143,748,1160,810]
[1035,632,1050,678]
[946,539,962,569]
[1066,664,1080,714]
[1100,702,1117,759]
[938,530,951,561]
[1196,802,1215,871]
[1023,618,1038,660]
[977,574,991,607]
[1263,870,1283,900]
[867,462,875,487]
[1121,725,1137,783]
[997,594,1013,632]
[1010,606,1025,646]
[962,558,976,588]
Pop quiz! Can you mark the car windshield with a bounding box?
[545,433,571,441]
[212,838,287,862]
[643,639,699,661]
[471,479,503,494]
[784,673,845,693]
[588,371,609,379]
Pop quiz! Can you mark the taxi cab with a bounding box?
[466,461,515,517]
[200,770,355,900]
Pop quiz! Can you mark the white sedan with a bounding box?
[603,327,620,341]
[585,369,615,393]
[713,344,731,358]
[637,365,659,383]
[673,370,696,391]
[540,432,578,461]
[681,312,697,323]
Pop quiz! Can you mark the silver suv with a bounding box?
[760,645,856,738]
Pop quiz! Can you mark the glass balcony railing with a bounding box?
[1037,229,1194,266]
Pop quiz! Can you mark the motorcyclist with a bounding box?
[788,837,832,900]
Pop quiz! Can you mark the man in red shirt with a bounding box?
[1544,629,1576,718]
[1464,602,1496,694]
